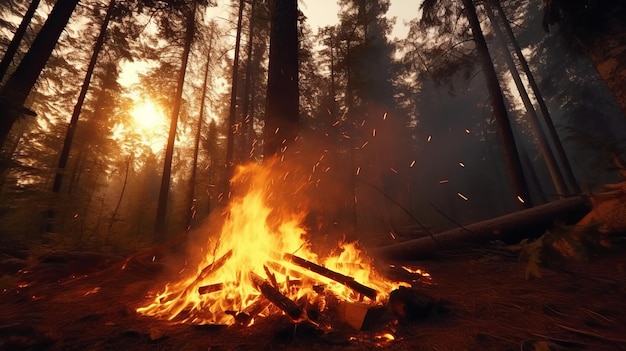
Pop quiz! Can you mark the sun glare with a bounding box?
[130,100,167,129]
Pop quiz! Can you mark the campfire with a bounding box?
[137,160,407,328]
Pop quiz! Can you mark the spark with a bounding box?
[388,231,396,240]
[409,160,415,168]
[390,168,398,174]
[324,167,331,172]
[354,195,358,204]
[332,120,340,127]
[375,333,395,341]
[438,179,449,184]
[274,127,280,134]
[73,213,79,218]
[372,129,376,137]
[283,171,290,180]
[361,120,366,126]
[465,128,470,134]
[459,162,465,168]
[342,134,350,139]
[383,112,387,120]
[361,141,368,148]
[457,192,469,201]
[427,135,432,142]
[517,196,525,204]
[356,167,361,175]
[83,287,101,296]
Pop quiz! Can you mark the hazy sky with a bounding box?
[301,0,419,39]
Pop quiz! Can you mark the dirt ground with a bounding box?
[1,240,625,351]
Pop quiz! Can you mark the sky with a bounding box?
[301,0,419,39]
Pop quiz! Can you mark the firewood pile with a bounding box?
[148,249,438,331]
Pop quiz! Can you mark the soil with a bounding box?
[1,240,625,351]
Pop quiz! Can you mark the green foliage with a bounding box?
[512,223,609,279]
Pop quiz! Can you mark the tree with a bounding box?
[0,0,42,82]
[154,0,197,243]
[187,25,215,228]
[0,0,81,148]
[461,0,532,209]
[483,0,570,199]
[542,0,626,115]
[47,0,117,233]
[264,0,299,157]
[487,0,580,195]
[224,0,246,185]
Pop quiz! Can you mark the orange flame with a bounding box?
[137,160,397,325]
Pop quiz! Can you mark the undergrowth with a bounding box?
[510,222,610,279]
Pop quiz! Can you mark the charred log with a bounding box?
[249,271,304,320]
[285,254,377,300]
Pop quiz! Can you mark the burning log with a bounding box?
[162,250,232,303]
[234,296,271,326]
[284,253,377,300]
[373,196,589,260]
[198,283,224,295]
[193,250,233,284]
[249,272,304,321]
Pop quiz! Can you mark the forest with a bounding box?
[0,0,625,350]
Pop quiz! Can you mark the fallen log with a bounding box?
[285,253,377,300]
[372,196,590,260]
[249,271,304,321]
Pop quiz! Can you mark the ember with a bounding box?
[137,160,400,326]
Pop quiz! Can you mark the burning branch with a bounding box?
[234,296,271,326]
[285,253,377,300]
[198,283,224,295]
[249,272,304,321]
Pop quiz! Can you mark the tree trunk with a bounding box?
[108,156,131,238]
[0,0,42,82]
[46,0,116,232]
[461,0,532,209]
[263,0,299,157]
[52,0,115,193]
[239,0,256,162]
[187,36,213,228]
[0,0,81,148]
[483,0,569,199]
[154,1,196,243]
[224,0,245,188]
[372,196,589,260]
[491,0,580,195]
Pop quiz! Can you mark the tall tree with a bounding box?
[0,0,41,82]
[542,0,626,116]
[490,0,580,194]
[47,0,117,232]
[0,0,81,148]
[224,0,246,184]
[187,30,214,228]
[483,0,569,199]
[154,0,197,243]
[264,0,299,157]
[461,0,532,209]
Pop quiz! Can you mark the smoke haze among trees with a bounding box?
[0,0,624,250]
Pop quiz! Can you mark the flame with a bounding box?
[138,160,396,325]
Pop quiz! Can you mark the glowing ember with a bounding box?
[137,161,397,325]
[457,192,469,201]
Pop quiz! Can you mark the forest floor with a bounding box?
[1,237,626,351]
